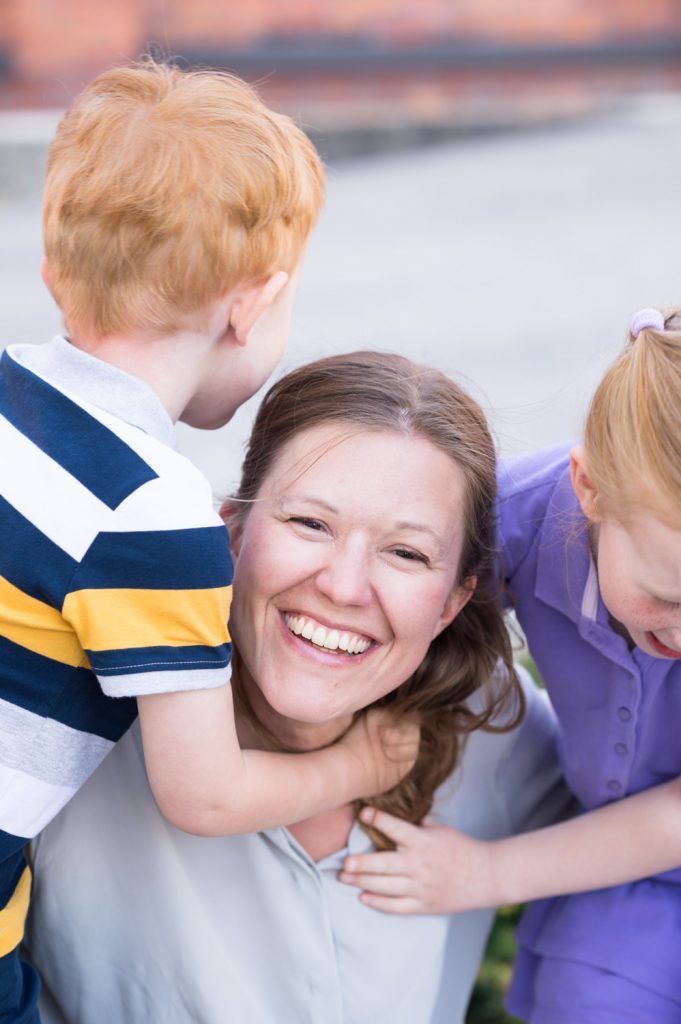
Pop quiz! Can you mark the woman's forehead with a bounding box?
[260,423,467,530]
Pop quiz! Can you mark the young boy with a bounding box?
[0,60,415,1022]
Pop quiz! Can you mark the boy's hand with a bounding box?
[339,808,496,914]
[339,711,420,798]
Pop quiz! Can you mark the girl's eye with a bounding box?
[392,547,429,565]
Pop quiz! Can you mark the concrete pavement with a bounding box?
[2,93,681,493]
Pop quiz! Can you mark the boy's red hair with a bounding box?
[43,59,325,337]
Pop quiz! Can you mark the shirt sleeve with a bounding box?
[62,521,233,698]
[496,444,572,586]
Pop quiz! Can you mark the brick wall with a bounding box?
[1,0,679,84]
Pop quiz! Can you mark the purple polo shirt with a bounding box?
[499,443,681,1004]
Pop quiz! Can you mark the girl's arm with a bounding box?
[339,777,681,914]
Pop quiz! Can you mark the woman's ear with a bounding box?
[433,576,476,638]
[220,500,243,560]
[570,446,600,521]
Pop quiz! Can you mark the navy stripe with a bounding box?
[0,925,40,1021]
[74,526,233,591]
[90,642,232,675]
[0,849,27,906]
[0,636,136,740]
[0,352,158,509]
[0,495,77,605]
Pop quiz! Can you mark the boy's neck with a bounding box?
[68,325,219,425]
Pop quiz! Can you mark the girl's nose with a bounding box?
[315,540,373,607]
[665,625,681,652]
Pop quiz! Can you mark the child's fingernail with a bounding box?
[345,859,356,872]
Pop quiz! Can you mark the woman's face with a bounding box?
[229,424,473,739]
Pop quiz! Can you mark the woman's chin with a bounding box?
[266,692,348,727]
[253,684,354,745]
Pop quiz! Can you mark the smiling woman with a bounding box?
[231,428,472,730]
[225,351,524,841]
[24,352,572,1023]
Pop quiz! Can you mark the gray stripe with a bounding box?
[0,698,113,787]
[99,664,231,698]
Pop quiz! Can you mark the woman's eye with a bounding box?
[392,547,428,565]
[289,516,325,532]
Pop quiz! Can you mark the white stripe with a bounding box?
[15,382,223,532]
[0,414,112,560]
[77,402,222,529]
[17,364,213,504]
[113,473,223,533]
[99,662,231,698]
[0,761,77,838]
[0,697,114,787]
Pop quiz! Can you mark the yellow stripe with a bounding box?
[0,867,31,957]
[62,585,232,651]
[0,575,87,668]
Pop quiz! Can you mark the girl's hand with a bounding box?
[339,807,497,914]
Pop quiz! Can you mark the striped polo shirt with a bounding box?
[0,336,232,963]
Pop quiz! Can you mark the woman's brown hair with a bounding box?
[229,351,523,849]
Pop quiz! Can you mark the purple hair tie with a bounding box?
[629,308,665,339]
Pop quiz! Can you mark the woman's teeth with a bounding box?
[284,614,371,655]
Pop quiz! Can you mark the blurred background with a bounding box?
[2,1,681,496]
[2,4,681,1019]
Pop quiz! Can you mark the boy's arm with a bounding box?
[138,686,417,836]
[71,510,415,836]
[339,777,681,914]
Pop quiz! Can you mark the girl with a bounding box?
[341,309,681,1023]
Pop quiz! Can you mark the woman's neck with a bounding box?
[234,669,357,860]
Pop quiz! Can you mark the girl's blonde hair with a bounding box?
[584,308,681,523]
[228,351,524,849]
[43,58,324,338]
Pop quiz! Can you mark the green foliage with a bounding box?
[466,906,524,1023]
[517,651,543,689]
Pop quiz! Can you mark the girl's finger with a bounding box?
[358,892,424,915]
[359,807,421,845]
[342,850,402,876]
[339,872,411,896]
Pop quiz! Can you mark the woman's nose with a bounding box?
[314,540,373,607]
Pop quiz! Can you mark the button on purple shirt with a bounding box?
[499,443,681,1005]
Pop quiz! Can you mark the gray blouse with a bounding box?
[25,668,572,1024]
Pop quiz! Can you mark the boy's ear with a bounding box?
[40,256,52,293]
[229,271,289,346]
[570,445,600,521]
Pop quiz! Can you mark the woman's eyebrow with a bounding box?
[394,519,439,535]
[275,494,339,515]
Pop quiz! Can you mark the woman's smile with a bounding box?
[283,612,374,656]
